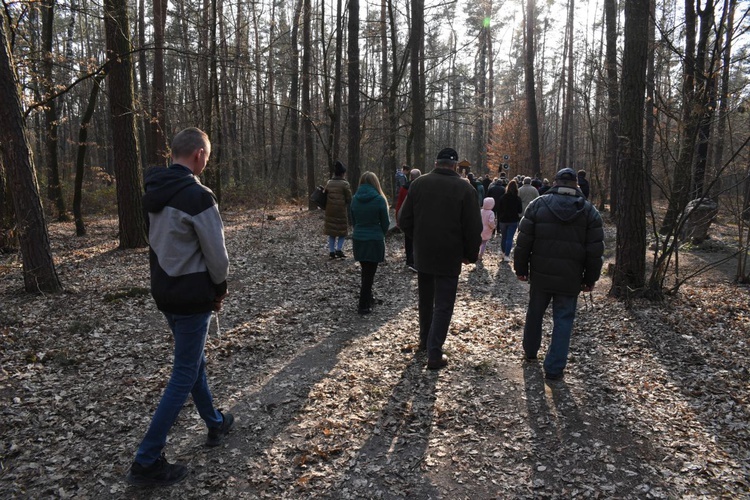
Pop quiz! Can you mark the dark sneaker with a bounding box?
[329,252,336,259]
[126,454,188,487]
[335,250,346,258]
[544,371,564,381]
[523,353,538,362]
[427,354,448,370]
[358,306,371,315]
[206,411,235,447]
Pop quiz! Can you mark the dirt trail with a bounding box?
[0,207,747,498]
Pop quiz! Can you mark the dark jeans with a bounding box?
[497,221,518,257]
[404,235,414,266]
[522,287,578,375]
[359,261,379,308]
[135,312,223,466]
[417,272,459,360]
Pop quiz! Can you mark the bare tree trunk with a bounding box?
[149,0,168,165]
[604,0,619,213]
[558,0,575,170]
[644,0,656,203]
[690,0,716,199]
[0,13,62,293]
[332,0,343,165]
[42,0,68,221]
[524,0,541,174]
[73,73,106,237]
[660,0,697,234]
[710,0,736,196]
[410,0,425,168]
[289,0,303,198]
[348,0,362,184]
[303,0,316,207]
[610,0,649,298]
[104,0,148,249]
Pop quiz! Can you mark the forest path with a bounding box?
[0,206,747,498]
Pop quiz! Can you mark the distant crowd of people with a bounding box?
[127,128,603,487]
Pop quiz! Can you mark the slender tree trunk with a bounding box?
[690,0,716,199]
[558,0,575,170]
[348,0,362,184]
[661,0,697,234]
[604,0,619,213]
[150,0,168,165]
[303,0,316,207]
[644,0,656,203]
[73,73,106,237]
[711,0,736,196]
[0,13,62,293]
[610,0,649,298]
[332,0,343,164]
[410,0,425,168]
[524,0,541,174]
[104,0,148,249]
[289,0,303,198]
[42,0,68,221]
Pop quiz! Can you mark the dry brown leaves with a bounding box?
[0,207,748,498]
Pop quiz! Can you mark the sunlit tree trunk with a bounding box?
[524,0,541,175]
[104,0,148,248]
[0,12,62,293]
[610,0,649,298]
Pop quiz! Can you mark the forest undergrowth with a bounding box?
[0,205,748,499]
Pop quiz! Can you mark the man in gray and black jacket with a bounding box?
[127,127,234,487]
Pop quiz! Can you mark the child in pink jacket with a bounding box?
[479,197,496,260]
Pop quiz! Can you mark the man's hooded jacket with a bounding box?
[142,164,229,314]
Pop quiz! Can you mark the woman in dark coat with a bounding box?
[495,179,523,262]
[324,161,353,258]
[350,171,390,314]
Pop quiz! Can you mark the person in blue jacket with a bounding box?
[350,171,391,314]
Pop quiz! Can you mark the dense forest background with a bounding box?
[0,0,749,297]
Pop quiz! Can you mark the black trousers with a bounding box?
[417,272,459,360]
[359,261,379,308]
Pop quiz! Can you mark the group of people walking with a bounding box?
[126,127,603,488]
[320,149,604,378]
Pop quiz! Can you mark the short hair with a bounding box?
[402,165,410,172]
[171,127,210,158]
[578,169,586,178]
[523,177,532,184]
[436,159,457,168]
[410,168,421,180]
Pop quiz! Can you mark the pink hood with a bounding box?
[480,198,496,240]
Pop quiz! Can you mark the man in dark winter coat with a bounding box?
[127,128,234,487]
[399,148,482,370]
[577,169,590,199]
[514,167,604,381]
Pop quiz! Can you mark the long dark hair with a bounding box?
[506,179,519,197]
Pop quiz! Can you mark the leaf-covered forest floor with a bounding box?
[1,205,749,499]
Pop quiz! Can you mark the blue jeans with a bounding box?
[134,311,222,466]
[417,272,459,360]
[497,222,518,257]
[522,287,578,375]
[328,236,345,253]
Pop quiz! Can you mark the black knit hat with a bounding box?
[334,161,347,176]
[436,148,458,161]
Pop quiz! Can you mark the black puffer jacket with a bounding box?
[514,185,604,295]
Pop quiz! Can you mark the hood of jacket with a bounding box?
[143,164,199,213]
[482,197,495,210]
[535,185,587,222]
[354,183,381,203]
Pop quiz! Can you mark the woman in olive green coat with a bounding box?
[324,161,353,258]
[350,171,390,314]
